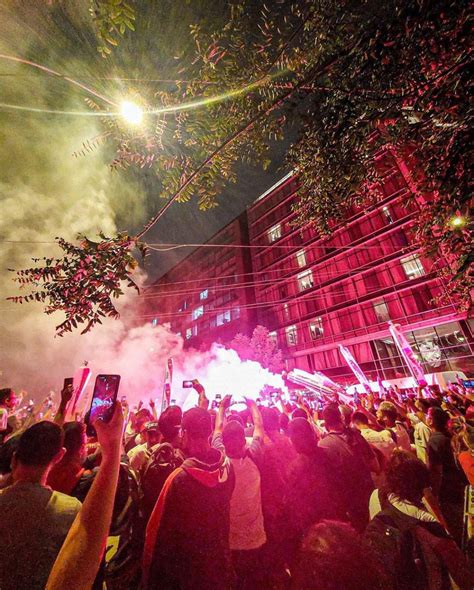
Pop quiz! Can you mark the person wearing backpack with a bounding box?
[141,406,183,521]
[212,396,267,589]
[364,451,472,590]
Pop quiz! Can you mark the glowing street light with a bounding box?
[120,100,143,125]
[449,215,466,228]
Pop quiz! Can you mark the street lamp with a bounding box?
[120,100,143,125]
[449,215,466,228]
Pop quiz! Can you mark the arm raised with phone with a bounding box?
[46,402,124,590]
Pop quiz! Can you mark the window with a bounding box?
[267,224,282,243]
[232,307,240,320]
[151,318,159,327]
[179,299,189,312]
[192,305,204,320]
[185,327,193,340]
[309,317,324,340]
[269,331,278,345]
[373,300,390,322]
[296,249,307,268]
[297,269,314,291]
[199,289,208,300]
[401,254,425,279]
[382,206,394,224]
[286,325,298,346]
[283,303,290,320]
[216,310,231,325]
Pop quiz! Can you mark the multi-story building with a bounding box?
[144,212,256,347]
[247,149,474,383]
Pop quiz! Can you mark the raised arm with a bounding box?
[54,384,74,426]
[193,380,209,410]
[214,395,232,435]
[245,398,264,439]
[46,402,124,590]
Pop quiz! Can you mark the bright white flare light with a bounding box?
[120,100,143,125]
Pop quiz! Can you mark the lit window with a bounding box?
[297,269,314,291]
[269,331,278,345]
[382,206,394,224]
[296,249,307,268]
[267,224,282,243]
[286,325,298,346]
[192,305,204,320]
[232,307,240,319]
[309,318,323,340]
[216,310,232,325]
[283,303,290,320]
[151,318,158,326]
[401,254,425,279]
[199,289,208,300]
[373,300,390,322]
[185,328,192,340]
[180,300,189,311]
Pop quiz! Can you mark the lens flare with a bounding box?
[120,100,143,125]
[450,215,465,228]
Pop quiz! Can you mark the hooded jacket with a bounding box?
[143,448,235,590]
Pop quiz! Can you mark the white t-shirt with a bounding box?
[228,453,267,550]
[360,427,396,459]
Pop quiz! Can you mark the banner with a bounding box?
[287,368,352,403]
[339,344,372,394]
[161,358,173,412]
[389,322,427,387]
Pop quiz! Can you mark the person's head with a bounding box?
[0,433,21,474]
[133,408,154,433]
[322,404,344,432]
[227,413,245,428]
[158,405,182,444]
[352,411,369,430]
[385,450,430,505]
[181,407,212,455]
[0,388,16,409]
[222,420,246,458]
[377,401,398,427]
[63,421,87,463]
[291,520,386,590]
[260,407,280,435]
[291,408,308,421]
[279,412,290,434]
[143,422,161,447]
[289,417,319,456]
[13,421,65,482]
[414,398,431,414]
[427,406,450,433]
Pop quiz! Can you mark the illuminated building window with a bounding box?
[267,224,282,243]
[192,305,204,320]
[401,254,425,279]
[382,206,394,224]
[269,331,278,345]
[199,289,209,300]
[185,328,192,340]
[283,303,290,320]
[216,310,231,325]
[296,249,307,268]
[151,318,158,326]
[309,317,323,340]
[297,269,314,291]
[232,307,240,319]
[373,300,390,322]
[286,325,298,346]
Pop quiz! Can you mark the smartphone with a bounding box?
[215,394,222,401]
[182,380,194,388]
[86,375,120,435]
[63,377,73,390]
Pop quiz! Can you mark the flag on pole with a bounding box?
[66,361,92,420]
[389,322,427,387]
[161,358,173,413]
[339,344,372,395]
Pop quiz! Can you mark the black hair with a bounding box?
[289,417,319,456]
[430,407,450,433]
[158,405,182,441]
[182,407,212,440]
[0,388,13,405]
[222,420,246,454]
[260,407,280,433]
[292,408,308,421]
[16,421,64,467]
[385,451,430,505]
[352,411,369,425]
[63,422,86,455]
[322,404,343,430]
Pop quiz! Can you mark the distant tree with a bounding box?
[229,325,284,374]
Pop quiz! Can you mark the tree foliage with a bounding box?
[7,234,147,336]
[12,0,473,332]
[229,325,284,374]
[89,0,136,57]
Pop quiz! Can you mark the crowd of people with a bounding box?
[0,378,473,590]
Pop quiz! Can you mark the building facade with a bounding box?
[247,148,474,382]
[144,212,256,348]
